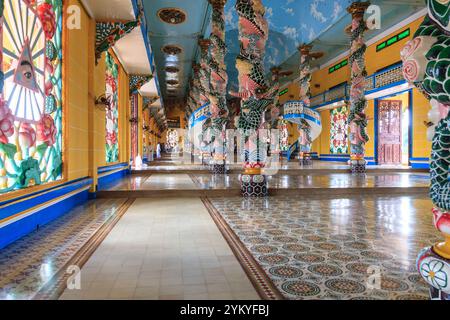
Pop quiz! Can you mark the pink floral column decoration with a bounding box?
[346,1,370,174]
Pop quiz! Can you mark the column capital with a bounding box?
[198,38,211,52]
[347,1,371,19]
[298,44,313,56]
[298,44,324,59]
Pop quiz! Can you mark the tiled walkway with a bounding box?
[59,198,258,300]
[0,198,130,300]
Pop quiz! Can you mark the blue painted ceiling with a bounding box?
[142,0,211,105]
[141,0,425,107]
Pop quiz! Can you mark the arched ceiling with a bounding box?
[140,0,212,106]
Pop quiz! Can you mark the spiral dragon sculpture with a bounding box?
[347,2,370,174]
[231,0,275,197]
[208,0,229,174]
[197,40,215,164]
[401,0,450,300]
[297,44,323,166]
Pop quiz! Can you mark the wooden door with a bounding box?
[378,100,402,165]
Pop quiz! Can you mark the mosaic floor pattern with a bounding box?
[204,195,439,300]
[0,198,132,300]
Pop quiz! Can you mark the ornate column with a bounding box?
[233,0,275,197]
[198,40,213,165]
[208,0,229,174]
[401,0,450,300]
[269,67,292,163]
[346,1,370,174]
[297,44,323,166]
[198,39,212,107]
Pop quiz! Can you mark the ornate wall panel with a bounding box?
[105,52,119,163]
[0,0,63,193]
[330,106,349,154]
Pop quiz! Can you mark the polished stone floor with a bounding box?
[103,172,429,191]
[206,197,441,300]
[59,198,258,300]
[0,198,129,300]
[0,156,436,300]
[206,195,436,300]
[0,193,437,300]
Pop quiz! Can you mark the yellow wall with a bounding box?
[66,0,90,181]
[412,89,431,158]
[66,0,131,190]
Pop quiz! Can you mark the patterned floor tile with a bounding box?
[205,195,437,300]
[0,199,130,300]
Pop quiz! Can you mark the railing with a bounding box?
[189,102,211,128]
[310,63,404,108]
[283,101,321,125]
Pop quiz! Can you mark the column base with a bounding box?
[417,246,450,300]
[299,153,312,166]
[240,174,268,197]
[350,160,366,174]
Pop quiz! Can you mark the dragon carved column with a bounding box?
[347,1,370,174]
[401,0,450,300]
[232,0,275,197]
[297,44,323,166]
[208,0,229,174]
[190,65,203,158]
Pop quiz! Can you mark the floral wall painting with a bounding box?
[330,106,349,154]
[105,51,119,163]
[0,0,63,194]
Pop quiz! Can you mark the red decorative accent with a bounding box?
[37,3,56,40]
[37,114,57,146]
[0,100,15,144]
[19,123,36,148]
[433,208,450,235]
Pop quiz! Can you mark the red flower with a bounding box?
[37,114,57,146]
[106,131,117,146]
[19,123,36,148]
[0,100,14,144]
[37,3,56,40]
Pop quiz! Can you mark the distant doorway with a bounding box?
[378,100,402,165]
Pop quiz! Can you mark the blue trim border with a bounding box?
[0,178,93,249]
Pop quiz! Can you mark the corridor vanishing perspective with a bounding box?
[0,0,450,308]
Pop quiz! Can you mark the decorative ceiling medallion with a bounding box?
[162,45,183,55]
[157,8,187,25]
[166,80,179,86]
[165,66,180,73]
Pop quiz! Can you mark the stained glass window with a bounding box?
[0,0,63,193]
[105,51,119,163]
[280,121,289,151]
[330,106,349,154]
